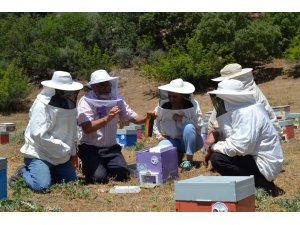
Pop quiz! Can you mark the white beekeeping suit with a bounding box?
[208,79,284,182]
[208,63,282,137]
[20,73,83,165]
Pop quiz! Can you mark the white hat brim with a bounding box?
[41,80,83,91]
[158,81,195,94]
[211,68,253,82]
[85,76,118,87]
[207,89,255,96]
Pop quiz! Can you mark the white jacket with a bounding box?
[20,88,78,165]
[213,102,283,181]
[208,78,282,136]
[153,98,203,140]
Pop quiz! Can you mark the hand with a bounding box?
[107,106,121,122]
[173,113,183,122]
[158,135,168,141]
[70,155,79,169]
[147,111,157,118]
[203,147,213,168]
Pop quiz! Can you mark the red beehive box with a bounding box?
[279,120,294,141]
[0,132,9,144]
[175,176,255,212]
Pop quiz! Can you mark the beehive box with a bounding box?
[124,125,143,139]
[272,105,290,120]
[0,131,9,144]
[175,176,255,212]
[286,113,300,130]
[136,145,178,185]
[116,128,137,148]
[279,120,295,140]
[0,158,7,200]
[0,122,16,132]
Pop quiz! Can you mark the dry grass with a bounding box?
[1,61,300,212]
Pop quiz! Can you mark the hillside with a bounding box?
[0,60,300,212]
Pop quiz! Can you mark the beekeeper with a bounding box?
[208,63,282,137]
[153,78,204,172]
[77,70,150,184]
[9,71,83,193]
[204,79,284,196]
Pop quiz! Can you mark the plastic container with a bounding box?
[109,186,141,193]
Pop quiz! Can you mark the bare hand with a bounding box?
[107,106,121,122]
[203,148,212,168]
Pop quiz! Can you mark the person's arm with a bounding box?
[212,109,259,157]
[81,106,120,133]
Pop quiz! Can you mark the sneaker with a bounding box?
[179,160,194,172]
[8,165,25,188]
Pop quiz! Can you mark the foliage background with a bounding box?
[0,12,299,110]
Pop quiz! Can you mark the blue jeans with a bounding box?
[21,158,77,193]
[158,122,203,156]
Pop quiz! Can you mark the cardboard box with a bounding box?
[279,120,295,140]
[175,176,255,212]
[0,158,7,200]
[116,128,137,148]
[136,145,178,185]
[0,131,9,144]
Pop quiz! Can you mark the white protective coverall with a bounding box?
[208,72,282,136]
[212,93,284,182]
[20,87,78,165]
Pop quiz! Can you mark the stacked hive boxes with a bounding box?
[0,122,16,144]
[272,105,295,141]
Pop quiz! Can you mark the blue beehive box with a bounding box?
[0,157,7,200]
[116,128,137,148]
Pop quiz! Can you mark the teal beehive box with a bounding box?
[0,157,7,200]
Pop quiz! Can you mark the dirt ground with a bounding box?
[0,60,300,212]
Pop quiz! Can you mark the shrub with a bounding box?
[0,62,32,111]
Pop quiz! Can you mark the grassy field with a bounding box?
[0,62,300,212]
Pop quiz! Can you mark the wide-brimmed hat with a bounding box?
[41,71,83,91]
[158,78,195,94]
[212,63,253,82]
[208,79,255,96]
[86,70,118,86]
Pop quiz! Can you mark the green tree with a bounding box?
[0,62,31,111]
[234,20,282,66]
